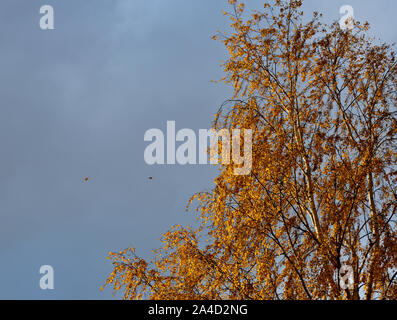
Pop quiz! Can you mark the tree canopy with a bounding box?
[103,0,397,300]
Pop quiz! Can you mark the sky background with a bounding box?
[0,0,396,299]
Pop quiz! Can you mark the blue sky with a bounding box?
[0,0,396,299]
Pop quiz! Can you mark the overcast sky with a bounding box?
[0,0,396,299]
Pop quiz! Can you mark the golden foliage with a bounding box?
[104,0,397,300]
